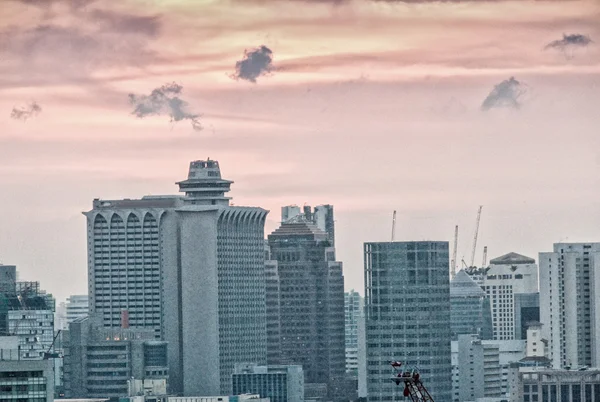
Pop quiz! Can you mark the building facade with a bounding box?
[84,160,268,395]
[63,316,168,399]
[266,219,346,401]
[364,241,452,402]
[232,363,304,402]
[539,242,600,369]
[280,205,335,247]
[466,252,539,340]
[345,290,363,375]
[450,270,493,341]
[66,295,89,324]
[451,335,525,402]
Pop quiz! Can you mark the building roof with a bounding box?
[490,252,535,265]
[450,270,486,297]
[268,221,328,239]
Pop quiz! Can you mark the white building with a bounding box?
[85,160,268,396]
[539,242,600,369]
[467,252,539,340]
[66,295,89,324]
[232,363,304,402]
[452,335,525,402]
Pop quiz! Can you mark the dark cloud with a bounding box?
[128,83,202,131]
[545,33,593,56]
[481,77,527,111]
[232,45,274,83]
[10,101,42,121]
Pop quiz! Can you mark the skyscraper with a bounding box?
[364,241,452,402]
[539,243,600,369]
[266,219,345,401]
[450,270,493,340]
[345,290,363,375]
[84,159,268,395]
[280,205,335,247]
[466,252,539,340]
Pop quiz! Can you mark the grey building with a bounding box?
[509,367,600,402]
[514,293,539,341]
[364,241,452,402]
[84,159,268,395]
[450,270,493,341]
[539,243,600,369]
[280,205,335,247]
[345,290,363,375]
[266,219,346,401]
[232,363,304,402]
[0,336,55,402]
[63,316,168,399]
[66,295,89,324]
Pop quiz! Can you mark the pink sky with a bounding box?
[1,0,599,301]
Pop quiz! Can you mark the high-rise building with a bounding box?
[345,290,363,375]
[266,219,345,401]
[364,241,452,402]
[450,270,493,341]
[466,252,539,340]
[65,295,89,324]
[63,316,168,399]
[539,242,600,369]
[280,205,335,247]
[84,159,268,395]
[451,334,525,402]
[232,363,304,402]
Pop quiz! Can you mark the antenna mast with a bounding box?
[470,205,483,267]
[451,225,458,278]
[391,210,397,242]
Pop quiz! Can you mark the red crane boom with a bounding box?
[390,362,435,402]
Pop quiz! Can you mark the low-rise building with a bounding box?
[63,316,168,399]
[232,364,303,402]
[0,336,55,402]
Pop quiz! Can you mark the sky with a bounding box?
[0,0,599,302]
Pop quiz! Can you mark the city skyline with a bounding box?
[1,0,599,302]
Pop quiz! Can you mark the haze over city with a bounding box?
[1,0,599,305]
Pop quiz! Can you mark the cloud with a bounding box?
[545,33,593,58]
[128,83,202,131]
[232,45,274,83]
[0,2,161,88]
[10,101,42,121]
[481,77,527,111]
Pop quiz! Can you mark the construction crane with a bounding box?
[390,361,434,402]
[469,206,483,268]
[450,225,458,278]
[43,330,62,360]
[482,246,488,268]
[391,210,397,242]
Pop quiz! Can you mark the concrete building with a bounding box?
[0,336,55,402]
[266,219,346,401]
[509,367,600,402]
[357,309,367,399]
[539,243,600,369]
[280,205,335,247]
[84,160,268,395]
[63,316,168,399]
[364,241,452,402]
[450,270,493,341]
[451,335,525,402]
[265,245,281,366]
[232,363,303,402]
[466,252,539,340]
[345,290,363,375]
[66,296,89,324]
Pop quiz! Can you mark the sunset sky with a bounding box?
[1,0,599,301]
